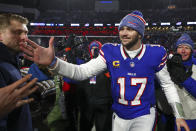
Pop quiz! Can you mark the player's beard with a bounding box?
[123,33,140,50]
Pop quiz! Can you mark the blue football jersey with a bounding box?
[100,43,167,119]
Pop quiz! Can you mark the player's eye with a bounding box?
[126,27,133,31]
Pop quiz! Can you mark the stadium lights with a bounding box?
[46,23,54,26]
[71,23,80,26]
[94,23,103,26]
[145,23,148,26]
[84,23,90,27]
[161,22,170,26]
[58,24,64,26]
[30,23,45,26]
[187,22,196,25]
[115,23,120,26]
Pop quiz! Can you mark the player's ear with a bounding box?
[138,34,142,39]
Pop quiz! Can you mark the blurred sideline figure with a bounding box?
[77,40,112,131]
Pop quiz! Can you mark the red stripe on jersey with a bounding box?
[100,54,106,63]
[122,47,128,58]
[159,58,167,67]
[162,53,167,61]
[100,49,104,56]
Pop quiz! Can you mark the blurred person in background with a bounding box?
[77,40,112,131]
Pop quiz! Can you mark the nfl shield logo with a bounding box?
[130,62,135,68]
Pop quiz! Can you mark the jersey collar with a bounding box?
[120,44,146,60]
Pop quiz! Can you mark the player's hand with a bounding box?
[0,74,38,118]
[20,37,55,66]
[176,118,190,131]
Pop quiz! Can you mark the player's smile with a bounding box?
[121,37,131,43]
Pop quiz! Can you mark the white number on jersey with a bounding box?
[117,77,147,106]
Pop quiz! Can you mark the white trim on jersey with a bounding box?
[120,44,146,60]
[99,49,104,56]
[100,55,106,63]
[99,49,106,63]
[162,53,167,60]
[158,59,167,67]
[120,45,127,60]
[137,44,146,60]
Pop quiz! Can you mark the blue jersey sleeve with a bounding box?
[99,43,113,62]
[182,76,196,98]
[149,45,167,72]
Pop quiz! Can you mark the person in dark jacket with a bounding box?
[0,13,33,131]
[77,41,113,131]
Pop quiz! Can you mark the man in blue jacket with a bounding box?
[0,13,33,131]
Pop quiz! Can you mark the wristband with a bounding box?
[48,57,57,68]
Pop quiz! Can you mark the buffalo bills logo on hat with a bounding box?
[128,21,137,25]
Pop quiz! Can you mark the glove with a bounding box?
[167,54,192,85]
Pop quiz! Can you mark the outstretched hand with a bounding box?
[20,37,55,66]
[0,74,38,118]
[176,118,190,131]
